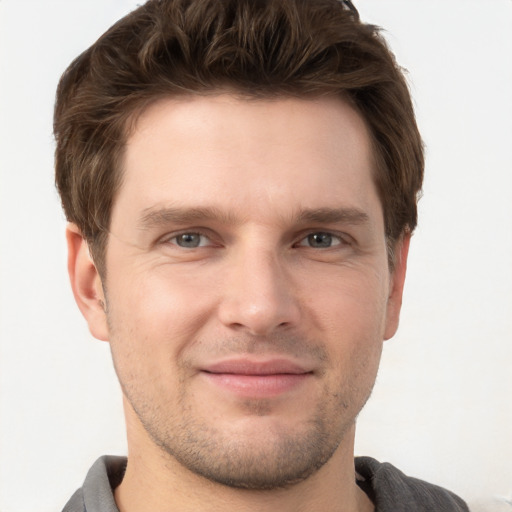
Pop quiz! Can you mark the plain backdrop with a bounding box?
[1,1,511,511]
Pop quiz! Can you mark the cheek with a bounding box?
[115,261,216,320]
[304,267,388,376]
[307,267,389,337]
[105,265,219,373]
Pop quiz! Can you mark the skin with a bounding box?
[67,94,409,512]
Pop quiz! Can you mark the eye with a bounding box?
[169,232,211,248]
[297,232,344,249]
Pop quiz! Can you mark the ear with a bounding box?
[383,234,410,341]
[66,223,109,341]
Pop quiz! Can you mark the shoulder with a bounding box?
[355,456,469,512]
[61,456,127,512]
[62,488,85,512]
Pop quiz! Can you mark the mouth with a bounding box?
[200,358,314,398]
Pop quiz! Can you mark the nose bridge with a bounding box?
[218,242,300,335]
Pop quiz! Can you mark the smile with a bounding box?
[200,358,314,398]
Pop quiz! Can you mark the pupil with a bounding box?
[309,233,331,248]
[178,233,200,247]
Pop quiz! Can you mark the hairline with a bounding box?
[90,89,400,278]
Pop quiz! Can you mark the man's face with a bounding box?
[75,95,407,489]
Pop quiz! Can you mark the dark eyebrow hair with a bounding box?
[297,207,370,225]
[138,205,370,230]
[138,206,241,230]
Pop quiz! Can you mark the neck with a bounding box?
[114,411,374,512]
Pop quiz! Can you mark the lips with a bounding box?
[203,358,312,375]
[200,358,313,397]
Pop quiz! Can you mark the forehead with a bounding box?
[113,94,381,231]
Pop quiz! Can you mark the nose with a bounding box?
[217,248,301,336]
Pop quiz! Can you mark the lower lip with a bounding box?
[201,372,311,398]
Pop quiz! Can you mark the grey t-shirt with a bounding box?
[62,455,469,511]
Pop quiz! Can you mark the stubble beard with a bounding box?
[119,359,377,491]
[106,303,379,491]
[141,394,351,490]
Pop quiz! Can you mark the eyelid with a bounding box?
[294,230,352,247]
[156,228,352,248]
[159,228,218,247]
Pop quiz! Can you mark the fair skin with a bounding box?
[67,94,409,512]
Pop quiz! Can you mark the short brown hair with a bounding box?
[54,0,423,274]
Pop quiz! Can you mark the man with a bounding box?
[55,0,468,510]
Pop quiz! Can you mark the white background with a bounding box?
[1,1,511,511]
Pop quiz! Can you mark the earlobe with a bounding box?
[66,223,109,341]
[383,234,410,341]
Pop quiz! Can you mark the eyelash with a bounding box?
[161,230,350,250]
[294,232,347,249]
[164,231,214,249]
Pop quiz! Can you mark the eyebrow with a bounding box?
[296,207,370,226]
[138,206,241,230]
[138,205,370,230]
